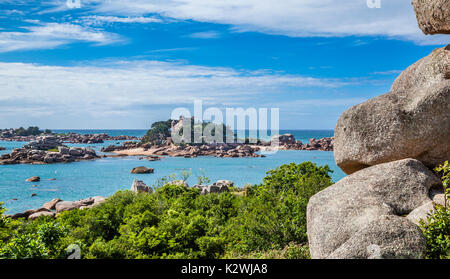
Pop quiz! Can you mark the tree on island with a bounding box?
[141,120,172,145]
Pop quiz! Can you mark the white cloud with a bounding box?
[187,31,221,39]
[0,60,354,119]
[0,22,122,52]
[82,0,447,45]
[80,15,162,25]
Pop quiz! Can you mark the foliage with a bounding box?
[419,161,450,259]
[197,168,211,185]
[223,243,310,259]
[0,162,332,259]
[434,161,449,209]
[420,205,450,259]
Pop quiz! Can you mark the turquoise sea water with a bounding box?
[0,130,345,214]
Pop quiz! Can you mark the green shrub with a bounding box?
[420,205,450,259]
[225,162,332,253]
[0,218,67,259]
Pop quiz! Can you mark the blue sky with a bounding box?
[0,0,447,129]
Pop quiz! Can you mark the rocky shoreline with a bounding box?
[7,179,235,220]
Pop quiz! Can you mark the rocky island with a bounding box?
[0,135,100,165]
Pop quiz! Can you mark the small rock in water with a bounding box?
[130,166,154,174]
[26,176,40,182]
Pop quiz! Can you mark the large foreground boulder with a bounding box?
[307,159,441,259]
[412,0,450,34]
[334,46,450,174]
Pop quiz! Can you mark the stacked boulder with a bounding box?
[307,2,449,259]
[9,196,107,220]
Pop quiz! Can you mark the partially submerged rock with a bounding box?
[130,166,154,174]
[26,176,40,182]
[307,159,441,259]
[334,46,450,174]
[412,0,450,35]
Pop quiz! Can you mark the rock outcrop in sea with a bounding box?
[130,166,154,174]
[307,1,449,259]
[334,46,449,175]
[0,136,100,165]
